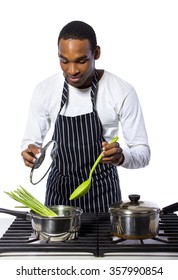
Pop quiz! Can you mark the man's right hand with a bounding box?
[21,144,41,168]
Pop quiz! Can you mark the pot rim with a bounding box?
[30,205,83,219]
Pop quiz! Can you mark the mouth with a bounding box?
[67,76,82,85]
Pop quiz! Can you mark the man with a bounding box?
[21,20,150,212]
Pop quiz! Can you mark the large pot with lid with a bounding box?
[109,194,160,239]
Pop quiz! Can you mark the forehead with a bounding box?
[58,38,92,57]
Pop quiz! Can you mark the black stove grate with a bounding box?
[98,213,178,256]
[0,213,99,257]
[0,213,178,257]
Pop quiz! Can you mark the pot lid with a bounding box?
[30,140,58,185]
[109,194,160,215]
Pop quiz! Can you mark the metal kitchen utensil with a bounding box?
[109,194,160,239]
[0,205,83,241]
[69,136,119,200]
[30,140,58,185]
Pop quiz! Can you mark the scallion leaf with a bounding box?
[4,186,58,217]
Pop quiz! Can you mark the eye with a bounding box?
[59,57,68,64]
[78,59,87,64]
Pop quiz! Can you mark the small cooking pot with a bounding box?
[109,194,160,239]
[0,205,83,241]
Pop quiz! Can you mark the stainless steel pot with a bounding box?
[109,194,160,239]
[0,205,83,241]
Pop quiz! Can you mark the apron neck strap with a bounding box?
[60,78,68,112]
[90,71,98,109]
[60,71,98,112]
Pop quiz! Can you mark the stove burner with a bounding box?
[0,212,178,257]
[34,229,79,242]
[112,235,169,245]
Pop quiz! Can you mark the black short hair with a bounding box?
[58,20,97,53]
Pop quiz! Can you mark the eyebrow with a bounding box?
[58,54,89,62]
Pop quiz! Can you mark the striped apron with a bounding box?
[45,72,121,212]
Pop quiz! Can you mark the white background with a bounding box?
[0,0,178,213]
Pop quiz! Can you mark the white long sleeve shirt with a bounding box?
[21,70,150,169]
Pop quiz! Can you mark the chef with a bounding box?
[21,20,150,212]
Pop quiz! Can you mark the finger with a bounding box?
[21,151,36,166]
[28,144,41,155]
[23,159,34,168]
[101,152,123,165]
[102,141,119,151]
[101,152,121,162]
[102,142,108,148]
[102,146,121,157]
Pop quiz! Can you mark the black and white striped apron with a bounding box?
[45,72,121,212]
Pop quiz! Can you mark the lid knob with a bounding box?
[128,194,140,204]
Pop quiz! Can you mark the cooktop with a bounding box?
[0,212,178,258]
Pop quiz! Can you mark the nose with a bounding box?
[68,62,79,76]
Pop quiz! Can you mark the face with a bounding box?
[58,38,100,88]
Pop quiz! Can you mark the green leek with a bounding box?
[4,186,57,217]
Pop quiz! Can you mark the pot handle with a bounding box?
[0,208,28,219]
[161,203,178,214]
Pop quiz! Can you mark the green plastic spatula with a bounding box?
[69,136,119,200]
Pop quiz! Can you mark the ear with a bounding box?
[94,46,101,60]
